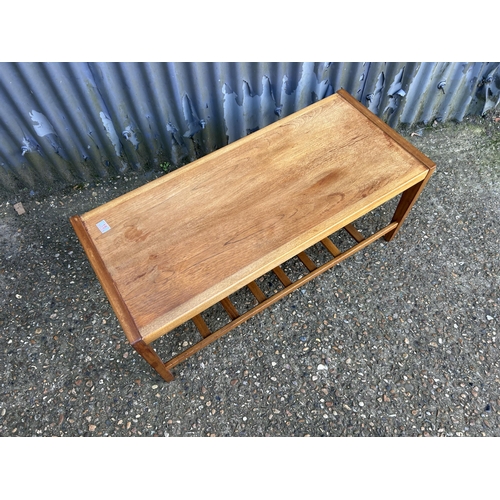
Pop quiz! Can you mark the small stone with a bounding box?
[317,364,328,371]
[89,424,96,432]
[230,379,238,386]
[486,315,493,321]
[359,401,364,407]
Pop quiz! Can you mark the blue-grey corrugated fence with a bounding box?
[0,62,498,193]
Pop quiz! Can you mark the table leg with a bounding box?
[132,340,175,382]
[384,168,435,242]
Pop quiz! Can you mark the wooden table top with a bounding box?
[71,90,433,345]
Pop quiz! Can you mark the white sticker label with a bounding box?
[96,220,111,233]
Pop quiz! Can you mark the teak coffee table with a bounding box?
[70,89,435,382]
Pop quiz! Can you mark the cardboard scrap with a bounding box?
[13,202,26,215]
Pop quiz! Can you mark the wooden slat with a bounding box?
[192,314,211,338]
[321,238,341,257]
[247,281,267,303]
[344,223,365,242]
[273,266,292,287]
[220,297,240,320]
[164,222,398,372]
[297,251,317,271]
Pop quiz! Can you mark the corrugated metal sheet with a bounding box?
[0,62,499,193]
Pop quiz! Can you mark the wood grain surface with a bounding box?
[74,91,432,344]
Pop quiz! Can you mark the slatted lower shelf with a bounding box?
[159,220,398,376]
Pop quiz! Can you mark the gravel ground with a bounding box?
[1,110,499,438]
